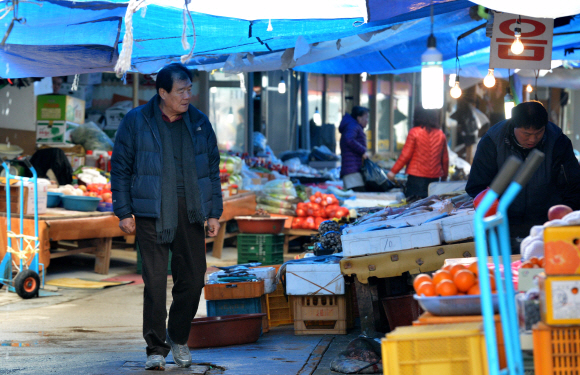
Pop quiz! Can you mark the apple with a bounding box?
[548,205,573,221]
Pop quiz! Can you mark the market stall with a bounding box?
[0,208,124,275]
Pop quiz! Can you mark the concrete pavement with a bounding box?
[0,249,353,375]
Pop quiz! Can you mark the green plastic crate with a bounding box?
[136,241,172,275]
[237,234,284,265]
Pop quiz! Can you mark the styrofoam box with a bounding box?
[440,210,475,243]
[341,222,442,257]
[343,211,445,235]
[286,263,344,295]
[207,267,277,294]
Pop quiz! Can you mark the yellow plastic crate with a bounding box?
[382,322,490,375]
[265,282,293,327]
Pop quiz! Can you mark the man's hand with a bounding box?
[387,171,396,181]
[362,153,370,160]
[119,217,136,234]
[207,218,220,237]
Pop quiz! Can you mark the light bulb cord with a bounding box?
[430,0,434,35]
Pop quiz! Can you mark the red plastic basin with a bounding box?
[234,216,286,234]
[187,313,266,349]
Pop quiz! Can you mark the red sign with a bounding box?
[490,13,553,69]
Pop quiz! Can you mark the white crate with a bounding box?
[343,211,446,235]
[341,222,442,257]
[286,263,344,295]
[440,210,475,243]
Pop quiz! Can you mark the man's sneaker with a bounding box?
[145,354,166,371]
[166,330,192,368]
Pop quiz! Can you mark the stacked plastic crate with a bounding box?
[285,262,346,335]
[237,234,284,265]
[533,226,580,374]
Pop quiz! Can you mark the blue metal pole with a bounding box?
[474,191,501,375]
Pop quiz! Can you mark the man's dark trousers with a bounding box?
[136,196,206,356]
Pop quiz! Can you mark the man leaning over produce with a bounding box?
[111,63,223,371]
[466,100,580,253]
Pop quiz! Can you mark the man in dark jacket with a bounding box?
[111,63,223,370]
[466,101,580,252]
[339,106,369,191]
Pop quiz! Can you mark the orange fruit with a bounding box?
[432,270,453,286]
[442,264,452,271]
[468,262,479,276]
[467,284,480,295]
[520,261,534,269]
[489,275,496,291]
[416,281,436,297]
[436,279,458,296]
[454,269,476,292]
[545,241,580,274]
[539,257,545,268]
[449,264,467,277]
[413,274,432,291]
[529,256,542,266]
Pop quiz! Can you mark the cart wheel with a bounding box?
[14,269,40,299]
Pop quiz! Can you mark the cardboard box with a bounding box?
[105,101,132,129]
[67,73,102,85]
[59,83,93,109]
[36,121,79,146]
[37,94,85,124]
[518,268,544,292]
[544,226,580,275]
[0,179,48,215]
[539,274,580,325]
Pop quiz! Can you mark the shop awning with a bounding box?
[0,0,473,78]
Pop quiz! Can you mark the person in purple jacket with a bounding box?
[339,106,370,192]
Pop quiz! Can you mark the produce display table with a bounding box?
[207,191,256,259]
[340,241,476,337]
[0,208,126,275]
[267,215,318,255]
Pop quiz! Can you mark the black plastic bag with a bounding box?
[361,159,395,192]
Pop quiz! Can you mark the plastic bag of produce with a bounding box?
[310,145,340,161]
[256,194,296,209]
[70,121,113,151]
[362,159,395,192]
[263,179,297,197]
[253,132,267,153]
[220,153,243,174]
[256,204,295,216]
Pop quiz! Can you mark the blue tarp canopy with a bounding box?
[0,0,473,77]
[1,0,579,79]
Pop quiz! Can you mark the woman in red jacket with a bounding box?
[387,107,449,199]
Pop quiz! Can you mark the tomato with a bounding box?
[305,216,316,230]
[292,217,304,229]
[335,207,349,218]
[297,202,306,210]
[309,195,316,203]
[314,217,325,228]
[296,208,306,217]
[473,187,499,217]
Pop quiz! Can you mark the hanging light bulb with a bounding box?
[504,88,515,119]
[278,76,286,94]
[511,27,524,55]
[450,76,462,99]
[483,68,496,88]
[227,107,234,124]
[210,86,217,94]
[526,84,533,93]
[261,74,268,88]
[360,72,368,82]
[313,107,322,125]
[448,74,457,88]
[421,34,444,109]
